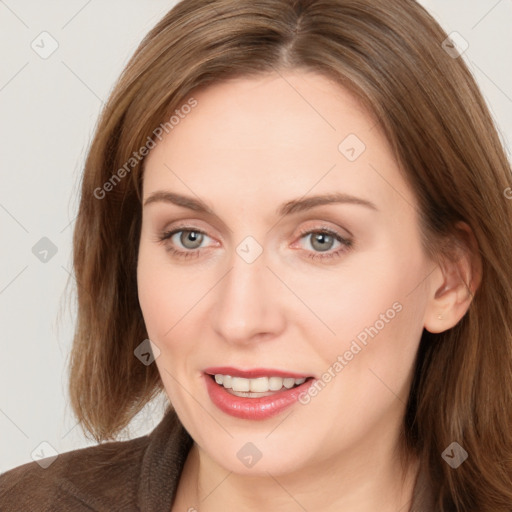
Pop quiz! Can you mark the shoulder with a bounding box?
[0,434,150,512]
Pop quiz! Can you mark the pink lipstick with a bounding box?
[204,367,315,420]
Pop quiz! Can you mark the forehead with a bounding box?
[142,71,415,217]
[164,71,375,154]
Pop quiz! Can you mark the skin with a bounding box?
[137,70,476,511]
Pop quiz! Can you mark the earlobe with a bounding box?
[423,222,482,334]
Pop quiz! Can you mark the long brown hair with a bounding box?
[68,0,512,508]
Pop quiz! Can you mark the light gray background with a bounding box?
[1,0,511,473]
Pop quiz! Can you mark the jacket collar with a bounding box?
[137,405,193,511]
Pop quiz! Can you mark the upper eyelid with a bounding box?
[159,217,352,238]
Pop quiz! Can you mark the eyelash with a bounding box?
[157,225,353,262]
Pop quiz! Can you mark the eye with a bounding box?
[157,225,353,262]
[296,227,353,261]
[157,227,212,260]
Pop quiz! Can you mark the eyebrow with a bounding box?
[143,190,378,216]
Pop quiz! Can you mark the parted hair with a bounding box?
[68,0,512,509]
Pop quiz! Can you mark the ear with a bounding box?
[423,221,482,334]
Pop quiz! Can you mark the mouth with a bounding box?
[203,367,315,419]
[208,373,312,397]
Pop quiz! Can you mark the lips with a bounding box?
[203,367,315,420]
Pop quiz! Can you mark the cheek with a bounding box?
[137,235,204,326]
[137,242,186,343]
[137,247,202,405]
[301,240,429,373]
[312,251,411,316]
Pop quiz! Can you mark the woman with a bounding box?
[1,0,511,510]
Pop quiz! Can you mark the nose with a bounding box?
[211,247,286,346]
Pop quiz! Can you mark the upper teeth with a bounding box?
[214,374,307,392]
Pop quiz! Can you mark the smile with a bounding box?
[203,367,315,419]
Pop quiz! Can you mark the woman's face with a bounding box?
[138,71,436,476]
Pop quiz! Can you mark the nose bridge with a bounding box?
[212,241,283,344]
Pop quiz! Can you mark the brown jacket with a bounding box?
[0,408,193,511]
[0,408,434,511]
